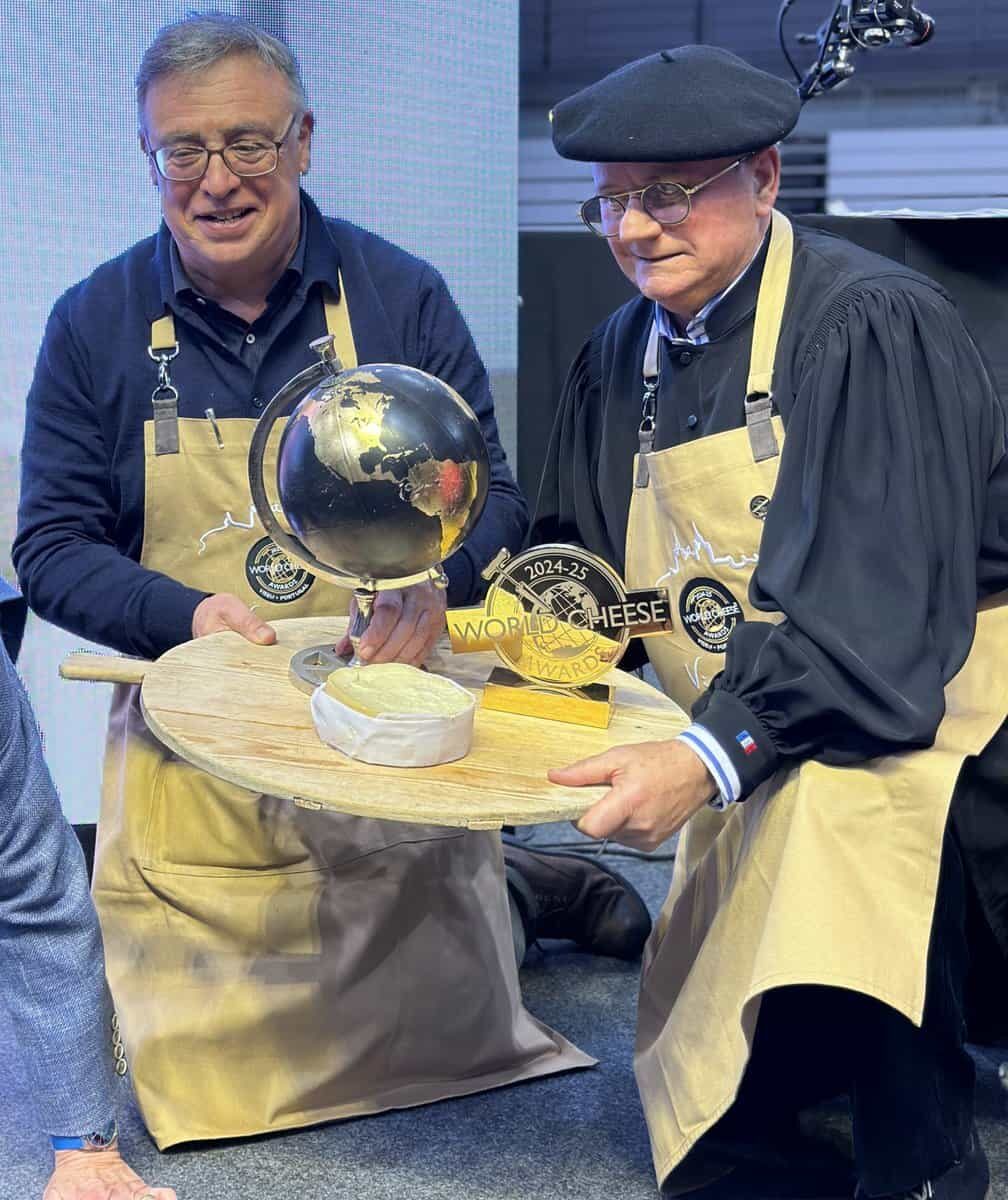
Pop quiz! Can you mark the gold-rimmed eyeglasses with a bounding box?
[579,156,751,238]
[147,112,299,182]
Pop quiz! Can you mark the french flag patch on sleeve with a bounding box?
[736,730,757,756]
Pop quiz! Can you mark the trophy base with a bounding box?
[480,667,613,728]
[288,643,352,695]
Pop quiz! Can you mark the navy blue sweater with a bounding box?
[14,193,527,659]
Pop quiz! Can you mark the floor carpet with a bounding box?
[2,826,1006,1200]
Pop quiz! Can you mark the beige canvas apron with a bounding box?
[92,281,591,1149]
[624,212,1008,1187]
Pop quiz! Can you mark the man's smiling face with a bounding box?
[141,53,311,290]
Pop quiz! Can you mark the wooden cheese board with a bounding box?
[61,616,687,829]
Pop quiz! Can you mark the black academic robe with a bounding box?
[531,223,1008,1030]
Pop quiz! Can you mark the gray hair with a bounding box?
[136,12,307,118]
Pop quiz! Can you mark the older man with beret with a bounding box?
[534,45,1008,1200]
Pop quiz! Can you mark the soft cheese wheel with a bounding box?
[311,663,476,767]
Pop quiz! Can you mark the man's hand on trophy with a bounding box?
[192,593,277,645]
[336,582,448,667]
[550,740,717,852]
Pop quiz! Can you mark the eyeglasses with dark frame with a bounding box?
[579,156,752,238]
[147,112,300,182]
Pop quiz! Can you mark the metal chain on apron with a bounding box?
[635,329,661,488]
[148,315,180,456]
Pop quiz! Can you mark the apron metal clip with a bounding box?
[636,382,658,488]
[148,342,181,456]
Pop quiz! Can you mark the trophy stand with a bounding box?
[445,545,674,729]
[286,583,380,695]
[346,585,376,665]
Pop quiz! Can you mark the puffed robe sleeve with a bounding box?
[693,280,1008,793]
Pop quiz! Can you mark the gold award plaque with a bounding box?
[446,544,673,728]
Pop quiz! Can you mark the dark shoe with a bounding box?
[663,1123,854,1198]
[663,1159,854,1199]
[502,840,652,960]
[855,1128,989,1199]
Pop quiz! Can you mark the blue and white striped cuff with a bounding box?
[677,723,741,810]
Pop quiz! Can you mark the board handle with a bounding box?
[59,653,151,684]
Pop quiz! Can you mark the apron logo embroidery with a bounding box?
[655,522,758,586]
[244,536,315,603]
[678,577,743,654]
[749,495,770,521]
[198,502,284,555]
[685,656,713,693]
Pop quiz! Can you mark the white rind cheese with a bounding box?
[311,663,476,767]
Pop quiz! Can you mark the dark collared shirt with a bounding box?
[166,200,310,370]
[15,192,527,658]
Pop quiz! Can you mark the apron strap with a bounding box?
[743,209,794,463]
[150,314,177,353]
[638,210,795,476]
[148,313,180,457]
[743,393,778,463]
[323,272,357,369]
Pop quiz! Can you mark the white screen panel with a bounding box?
[0,0,517,820]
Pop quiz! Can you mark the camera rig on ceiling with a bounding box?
[778,0,936,102]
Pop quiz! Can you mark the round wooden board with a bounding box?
[139,616,688,830]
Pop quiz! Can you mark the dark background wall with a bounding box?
[517,217,1008,503]
[518,2,1008,231]
[521,0,1008,103]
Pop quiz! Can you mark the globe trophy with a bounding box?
[247,334,490,688]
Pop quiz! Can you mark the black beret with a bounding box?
[550,45,801,163]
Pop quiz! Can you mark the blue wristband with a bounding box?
[51,1119,117,1151]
